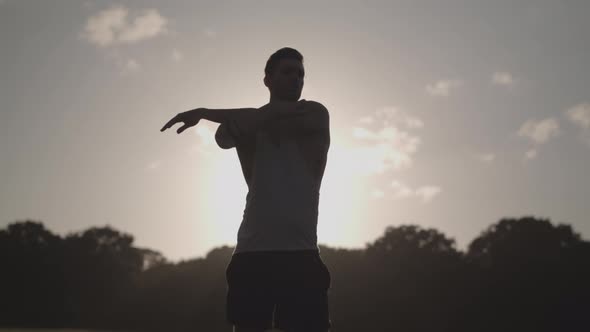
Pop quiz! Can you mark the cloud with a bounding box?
[517,118,559,161]
[426,79,462,97]
[338,142,416,175]
[370,106,423,128]
[371,189,385,199]
[391,180,414,198]
[171,48,184,62]
[565,103,590,129]
[475,153,495,163]
[82,6,167,47]
[358,116,374,124]
[350,106,423,175]
[107,51,141,74]
[390,180,442,203]
[517,117,560,144]
[351,126,420,172]
[375,106,399,119]
[492,71,515,86]
[145,160,162,170]
[525,148,537,160]
[203,28,217,38]
[375,106,424,128]
[82,6,127,46]
[415,185,442,203]
[124,58,140,72]
[404,116,424,129]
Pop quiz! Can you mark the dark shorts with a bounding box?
[225,249,332,330]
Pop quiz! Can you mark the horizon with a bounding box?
[2,214,586,264]
[2,0,590,261]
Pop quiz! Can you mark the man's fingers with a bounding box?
[161,115,180,132]
[177,124,190,134]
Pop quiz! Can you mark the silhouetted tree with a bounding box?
[60,225,144,328]
[356,225,466,332]
[137,247,169,271]
[464,216,590,332]
[0,220,63,326]
[1,217,588,332]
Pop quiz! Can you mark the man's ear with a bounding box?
[263,75,270,88]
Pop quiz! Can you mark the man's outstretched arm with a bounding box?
[161,106,259,134]
[160,100,323,148]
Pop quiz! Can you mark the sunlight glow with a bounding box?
[198,130,368,249]
[317,142,367,247]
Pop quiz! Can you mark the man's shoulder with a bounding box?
[304,100,330,133]
[304,100,329,113]
[299,100,329,132]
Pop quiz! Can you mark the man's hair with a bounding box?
[264,47,304,78]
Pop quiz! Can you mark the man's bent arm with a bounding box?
[215,120,241,149]
[197,107,260,149]
[202,108,265,149]
[207,103,315,149]
[264,101,329,138]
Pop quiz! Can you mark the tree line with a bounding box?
[0,216,588,332]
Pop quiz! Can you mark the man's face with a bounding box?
[266,58,305,102]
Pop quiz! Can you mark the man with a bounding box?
[160,47,332,332]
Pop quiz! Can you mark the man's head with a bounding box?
[264,47,304,102]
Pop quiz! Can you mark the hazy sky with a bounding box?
[2,0,589,261]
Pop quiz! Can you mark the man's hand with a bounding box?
[257,99,309,147]
[160,108,204,134]
[259,99,308,117]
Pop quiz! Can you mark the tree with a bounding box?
[0,220,63,327]
[361,225,465,331]
[465,216,590,332]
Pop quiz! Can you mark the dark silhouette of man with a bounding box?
[160,47,332,332]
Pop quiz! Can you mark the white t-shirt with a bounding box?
[233,131,322,254]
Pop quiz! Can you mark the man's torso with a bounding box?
[232,126,330,254]
[236,128,329,189]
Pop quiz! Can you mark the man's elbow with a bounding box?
[307,100,329,131]
[216,138,235,150]
[215,124,236,149]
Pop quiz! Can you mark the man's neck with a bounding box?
[269,95,298,104]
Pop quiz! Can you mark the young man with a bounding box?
[160,47,332,332]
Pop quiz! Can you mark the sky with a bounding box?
[1,0,589,262]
